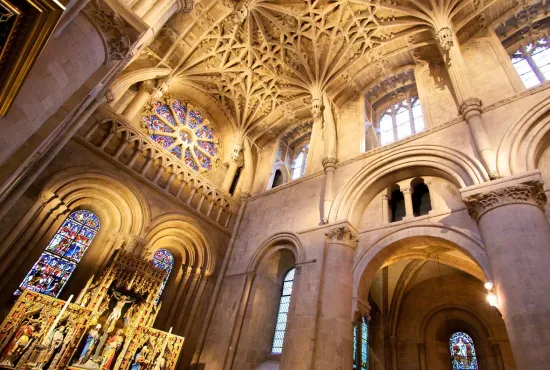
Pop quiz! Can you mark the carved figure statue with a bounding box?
[0,323,37,366]
[129,345,149,370]
[76,324,101,364]
[104,293,133,333]
[99,329,124,370]
[152,354,165,370]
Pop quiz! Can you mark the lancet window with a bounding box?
[511,37,550,88]
[271,268,295,353]
[449,332,478,370]
[270,123,312,188]
[151,249,174,298]
[143,98,220,173]
[378,96,424,146]
[17,210,100,297]
[353,317,369,370]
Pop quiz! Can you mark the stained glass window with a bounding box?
[290,145,309,180]
[511,37,550,88]
[151,249,174,298]
[17,210,100,297]
[143,98,220,173]
[271,268,295,354]
[449,332,478,370]
[378,96,424,145]
[353,317,369,370]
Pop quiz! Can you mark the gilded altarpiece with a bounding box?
[0,251,184,370]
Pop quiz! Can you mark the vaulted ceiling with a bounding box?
[133,0,528,147]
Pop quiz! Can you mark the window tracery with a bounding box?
[449,332,478,370]
[17,210,100,297]
[151,249,174,298]
[271,268,295,354]
[143,98,220,173]
[378,96,424,146]
[511,37,550,88]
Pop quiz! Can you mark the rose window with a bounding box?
[142,98,220,172]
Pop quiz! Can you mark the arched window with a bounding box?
[151,249,174,298]
[272,170,284,188]
[271,268,295,354]
[412,181,432,217]
[291,145,309,180]
[511,37,550,88]
[353,317,369,370]
[449,332,478,370]
[143,98,220,173]
[17,210,100,297]
[378,96,424,145]
[390,189,405,222]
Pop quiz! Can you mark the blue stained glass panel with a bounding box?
[193,148,212,170]
[151,249,174,300]
[151,135,175,148]
[18,210,100,297]
[197,141,218,156]
[155,103,177,126]
[188,110,203,129]
[147,116,173,133]
[449,332,478,370]
[171,100,187,125]
[184,149,198,171]
[195,125,214,139]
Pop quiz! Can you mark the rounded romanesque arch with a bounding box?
[0,167,151,303]
[247,232,305,273]
[329,145,489,225]
[352,223,491,314]
[144,213,214,275]
[497,94,550,176]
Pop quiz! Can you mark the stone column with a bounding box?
[322,157,338,224]
[462,171,550,370]
[382,194,390,223]
[402,187,414,219]
[314,225,358,370]
[417,343,426,370]
[223,271,256,370]
[122,80,155,121]
[435,26,498,178]
[221,143,243,193]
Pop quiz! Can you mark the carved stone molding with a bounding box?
[84,0,133,63]
[464,181,547,222]
[436,26,454,51]
[311,98,324,119]
[325,226,358,248]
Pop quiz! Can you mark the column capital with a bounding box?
[230,142,243,161]
[458,97,483,118]
[463,176,547,222]
[322,157,338,171]
[325,226,358,247]
[102,88,115,104]
[401,187,413,195]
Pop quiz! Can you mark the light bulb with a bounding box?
[484,281,494,290]
[487,292,498,307]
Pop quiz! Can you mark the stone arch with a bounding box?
[330,145,489,225]
[419,304,494,339]
[0,167,151,303]
[111,68,171,101]
[497,94,550,176]
[248,232,305,273]
[268,162,291,190]
[352,223,491,313]
[144,213,214,275]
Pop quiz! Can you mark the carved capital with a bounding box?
[458,98,482,117]
[401,187,413,195]
[464,181,547,222]
[102,89,115,104]
[325,226,358,248]
[436,26,454,51]
[322,157,338,171]
[311,98,324,119]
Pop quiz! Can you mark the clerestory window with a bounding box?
[511,37,550,88]
[378,96,424,145]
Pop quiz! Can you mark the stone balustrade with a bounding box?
[77,105,239,230]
